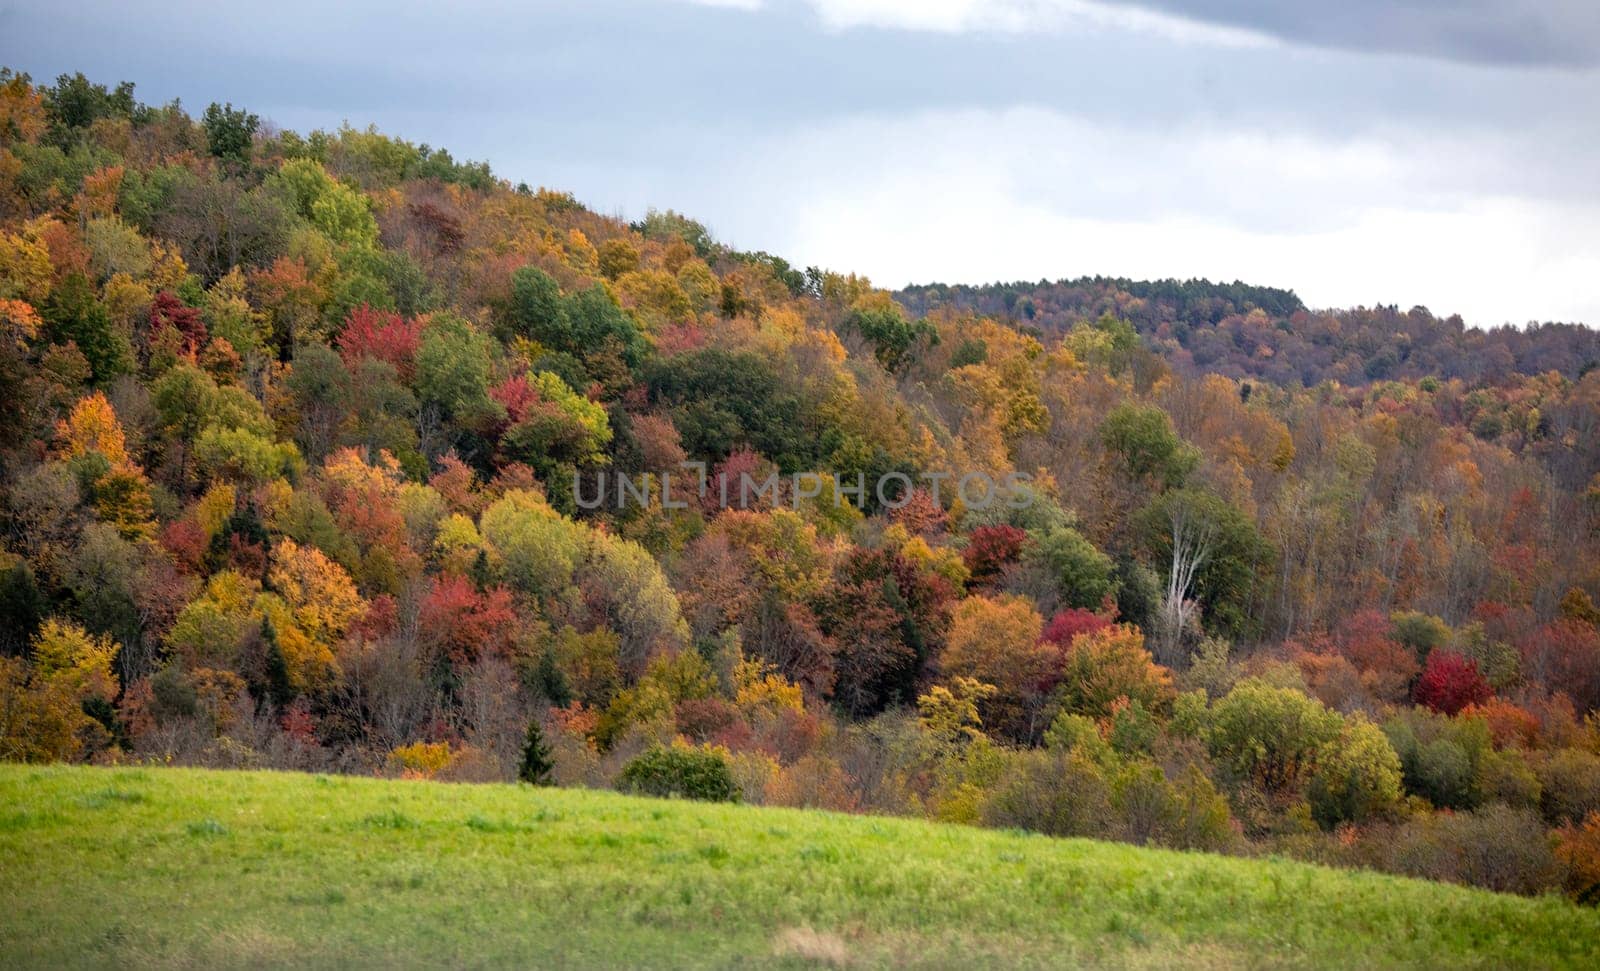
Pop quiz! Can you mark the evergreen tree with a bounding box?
[261,615,294,710]
[519,718,554,785]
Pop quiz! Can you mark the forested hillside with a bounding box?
[3,70,1600,902]
[898,278,1600,387]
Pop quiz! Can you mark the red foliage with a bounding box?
[222,533,268,580]
[149,291,206,355]
[1334,609,1418,700]
[429,454,482,515]
[549,701,599,740]
[337,304,421,380]
[1460,699,1542,749]
[490,373,537,424]
[675,697,738,742]
[418,576,518,666]
[892,488,948,536]
[764,707,822,765]
[354,593,399,640]
[1475,600,1539,647]
[1519,620,1600,712]
[705,448,771,512]
[813,576,911,717]
[160,517,208,573]
[280,699,319,744]
[963,524,1027,584]
[488,462,542,498]
[1412,651,1492,715]
[1041,607,1112,648]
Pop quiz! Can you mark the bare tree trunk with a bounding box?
[1158,500,1214,666]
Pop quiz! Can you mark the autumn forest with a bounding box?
[4,69,1600,905]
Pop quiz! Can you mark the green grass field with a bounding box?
[1,766,1596,969]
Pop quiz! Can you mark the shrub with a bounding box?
[1112,760,1236,852]
[1477,749,1542,810]
[1307,714,1403,829]
[982,750,1114,839]
[1537,748,1600,826]
[1383,804,1563,896]
[1055,624,1175,720]
[1206,680,1340,795]
[1383,708,1492,810]
[618,743,740,802]
[765,754,858,812]
[388,741,454,778]
[1042,711,1113,764]
[1556,811,1600,904]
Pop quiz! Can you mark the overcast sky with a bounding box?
[4,0,1598,326]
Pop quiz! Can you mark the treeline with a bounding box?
[898,278,1600,387]
[3,70,1600,903]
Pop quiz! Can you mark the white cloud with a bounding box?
[674,0,764,10]
[685,107,1600,326]
[672,0,1276,46]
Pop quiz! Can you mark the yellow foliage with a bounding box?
[0,225,52,303]
[196,483,237,540]
[256,594,337,691]
[388,741,455,778]
[31,618,118,703]
[58,392,132,469]
[148,239,189,291]
[0,298,42,344]
[734,655,805,716]
[268,539,366,646]
[900,535,971,587]
[918,677,995,745]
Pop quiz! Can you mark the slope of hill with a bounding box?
[896,278,1600,386]
[2,765,1597,969]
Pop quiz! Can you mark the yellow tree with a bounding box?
[57,392,156,539]
[942,594,1053,740]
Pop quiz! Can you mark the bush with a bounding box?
[1383,708,1491,810]
[1307,714,1403,829]
[1206,680,1340,795]
[1556,811,1600,904]
[618,743,740,802]
[1537,748,1600,827]
[1113,761,1237,852]
[1382,804,1563,896]
[982,750,1114,839]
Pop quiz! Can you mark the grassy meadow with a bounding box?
[1,765,1597,968]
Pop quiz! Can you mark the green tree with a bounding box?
[519,718,554,785]
[1308,713,1403,828]
[1100,402,1198,489]
[202,102,259,165]
[44,273,132,383]
[1206,680,1341,795]
[843,305,937,373]
[1022,526,1116,610]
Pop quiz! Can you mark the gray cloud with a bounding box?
[1,0,1596,323]
[1103,1,1600,67]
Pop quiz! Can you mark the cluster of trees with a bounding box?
[4,70,1600,902]
[899,278,1600,387]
